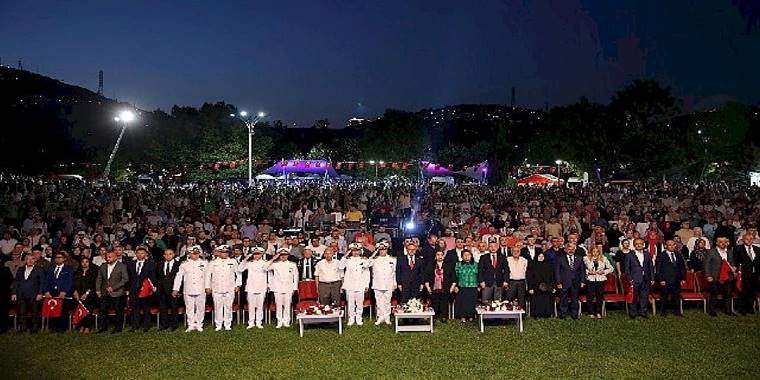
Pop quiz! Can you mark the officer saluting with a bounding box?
[204,245,241,331]
[268,248,298,328]
[238,247,268,329]
[172,246,207,332]
[369,241,396,325]
[340,242,371,326]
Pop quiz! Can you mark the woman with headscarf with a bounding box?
[527,251,555,319]
[73,256,98,333]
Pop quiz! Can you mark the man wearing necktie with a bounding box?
[478,242,509,304]
[127,247,157,332]
[297,249,318,280]
[156,249,181,330]
[396,242,424,302]
[44,252,73,332]
[734,232,760,315]
[554,243,585,319]
[655,239,687,316]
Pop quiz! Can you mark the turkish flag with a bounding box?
[72,301,90,326]
[138,278,155,298]
[42,297,63,318]
[736,271,743,292]
[335,162,342,170]
[625,281,634,304]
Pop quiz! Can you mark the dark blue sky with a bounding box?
[2,0,758,126]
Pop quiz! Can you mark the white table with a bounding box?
[393,310,435,334]
[296,311,344,337]
[476,308,525,333]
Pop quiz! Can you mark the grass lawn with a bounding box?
[1,310,759,379]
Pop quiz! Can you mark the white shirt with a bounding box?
[718,248,728,261]
[135,260,145,275]
[339,256,371,291]
[744,245,755,261]
[369,255,396,291]
[314,259,342,283]
[173,259,207,295]
[24,266,33,280]
[238,259,269,293]
[635,251,645,267]
[107,262,116,279]
[204,257,240,293]
[268,260,298,293]
[507,256,528,280]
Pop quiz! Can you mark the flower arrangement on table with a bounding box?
[395,298,429,313]
[477,300,522,312]
[303,304,338,315]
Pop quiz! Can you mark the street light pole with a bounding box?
[231,111,266,186]
[103,110,136,180]
[555,159,562,182]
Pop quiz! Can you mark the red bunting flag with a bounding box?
[41,297,63,318]
[305,161,311,168]
[625,280,634,304]
[336,162,342,170]
[347,163,354,170]
[358,161,365,169]
[447,164,453,171]
[402,162,409,170]
[379,162,386,169]
[391,162,399,169]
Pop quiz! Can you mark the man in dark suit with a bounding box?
[11,256,45,332]
[520,236,543,261]
[96,251,129,333]
[396,242,424,302]
[156,249,180,330]
[554,243,586,319]
[297,248,319,280]
[0,265,12,333]
[478,242,509,304]
[704,237,737,316]
[444,238,465,266]
[44,252,74,331]
[655,239,687,316]
[624,238,655,319]
[126,247,157,331]
[734,232,760,315]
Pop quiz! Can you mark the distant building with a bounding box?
[346,117,368,129]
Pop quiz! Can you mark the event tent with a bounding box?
[516,174,560,186]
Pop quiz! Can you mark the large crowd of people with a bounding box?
[0,174,758,334]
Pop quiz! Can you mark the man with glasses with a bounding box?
[44,252,74,331]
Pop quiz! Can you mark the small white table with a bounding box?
[393,310,435,334]
[296,311,344,337]
[476,308,525,333]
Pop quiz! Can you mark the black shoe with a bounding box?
[708,311,718,317]
[660,312,668,317]
[629,315,636,320]
[142,327,151,332]
[558,315,565,320]
[112,329,122,334]
[638,314,649,319]
[725,311,737,317]
[674,312,684,317]
[96,328,107,334]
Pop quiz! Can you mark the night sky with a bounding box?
[2,0,758,126]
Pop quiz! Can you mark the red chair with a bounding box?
[297,280,318,301]
[8,306,18,331]
[602,273,627,316]
[680,271,706,314]
[649,282,662,316]
[695,271,735,313]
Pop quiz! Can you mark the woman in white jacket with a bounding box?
[340,243,371,326]
[268,248,298,328]
[238,247,269,329]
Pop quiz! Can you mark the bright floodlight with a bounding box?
[369,160,376,165]
[119,110,135,123]
[555,159,562,165]
[229,113,236,117]
[405,221,415,230]
[114,117,120,122]
[257,112,266,117]
[240,111,248,117]
[697,129,702,135]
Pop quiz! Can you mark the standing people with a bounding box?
[583,246,613,319]
[269,248,298,328]
[204,245,240,330]
[126,247,156,332]
[505,246,528,308]
[623,238,655,319]
[172,246,207,332]
[704,237,737,316]
[733,232,760,315]
[424,250,455,323]
[314,247,342,306]
[369,241,395,325]
[238,247,268,329]
[396,242,424,303]
[527,252,555,319]
[96,251,129,333]
[11,255,45,332]
[45,251,74,331]
[453,250,478,322]
[655,239,687,317]
[72,256,98,333]
[156,249,180,330]
[555,243,586,320]
[478,241,509,304]
[340,243,371,326]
